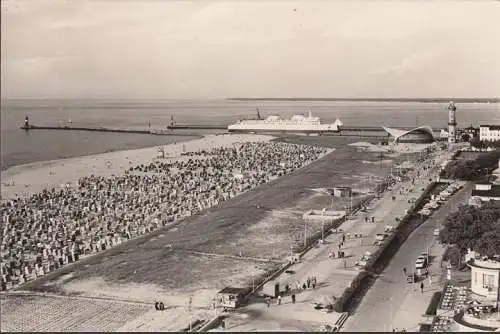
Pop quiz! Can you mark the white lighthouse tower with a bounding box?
[448,101,457,144]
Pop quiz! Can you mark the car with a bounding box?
[415,256,428,269]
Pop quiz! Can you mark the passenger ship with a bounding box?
[228,110,343,134]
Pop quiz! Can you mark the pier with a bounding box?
[166,124,227,130]
[20,121,448,140]
[20,125,199,137]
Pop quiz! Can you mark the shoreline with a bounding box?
[0,133,276,201]
[0,133,203,174]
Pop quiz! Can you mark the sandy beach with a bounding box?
[0,135,435,331]
[0,133,275,201]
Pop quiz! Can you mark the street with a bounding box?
[342,181,473,332]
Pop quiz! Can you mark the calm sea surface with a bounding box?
[1,99,498,171]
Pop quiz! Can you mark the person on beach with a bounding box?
[0,142,329,290]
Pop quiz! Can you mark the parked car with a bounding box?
[415,255,428,269]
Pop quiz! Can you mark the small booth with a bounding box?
[217,287,248,310]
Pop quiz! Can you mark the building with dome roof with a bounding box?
[382,126,435,144]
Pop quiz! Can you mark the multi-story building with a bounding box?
[479,125,500,141]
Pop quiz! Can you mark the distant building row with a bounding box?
[479,125,500,141]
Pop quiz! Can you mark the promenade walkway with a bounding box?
[217,147,456,331]
[342,174,471,330]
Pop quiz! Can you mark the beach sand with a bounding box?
[1,135,434,331]
[0,133,275,200]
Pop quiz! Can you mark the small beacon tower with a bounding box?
[447,101,457,144]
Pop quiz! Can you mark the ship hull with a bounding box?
[227,128,339,134]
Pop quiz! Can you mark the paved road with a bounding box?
[342,181,473,332]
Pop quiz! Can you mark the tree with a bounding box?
[470,138,500,149]
[461,133,471,142]
[441,150,500,180]
[439,201,500,258]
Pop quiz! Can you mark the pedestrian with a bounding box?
[342,234,346,243]
[285,284,289,293]
[338,244,341,250]
[154,301,159,311]
[291,294,296,304]
[277,295,282,305]
[312,282,316,289]
[420,282,424,293]
[425,270,429,279]
[344,259,347,268]
[302,282,306,290]
[307,277,311,288]
[403,267,407,276]
[159,301,165,310]
[266,297,270,307]
[221,320,226,330]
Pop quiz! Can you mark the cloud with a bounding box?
[2,1,500,99]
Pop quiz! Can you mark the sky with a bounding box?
[1,0,499,99]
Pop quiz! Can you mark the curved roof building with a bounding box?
[382,126,435,143]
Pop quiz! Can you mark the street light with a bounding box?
[389,296,393,331]
[322,208,326,242]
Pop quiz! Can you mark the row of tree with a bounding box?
[438,201,500,259]
[470,137,500,149]
[440,150,500,180]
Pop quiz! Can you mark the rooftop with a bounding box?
[467,258,500,270]
[480,125,500,130]
[471,184,500,198]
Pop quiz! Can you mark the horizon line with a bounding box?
[2,97,499,103]
[228,97,500,103]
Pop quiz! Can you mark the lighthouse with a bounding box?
[447,101,457,144]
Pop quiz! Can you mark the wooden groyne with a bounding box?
[20,125,199,137]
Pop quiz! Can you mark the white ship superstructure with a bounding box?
[228,110,343,133]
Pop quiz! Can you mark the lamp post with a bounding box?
[322,208,326,242]
[389,296,393,331]
[304,219,307,248]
